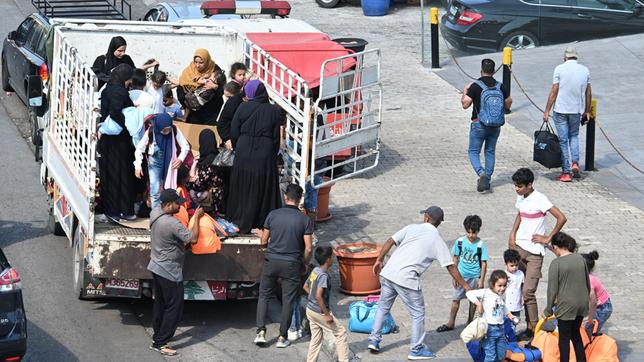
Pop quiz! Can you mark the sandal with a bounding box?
[150,344,178,356]
[436,324,454,333]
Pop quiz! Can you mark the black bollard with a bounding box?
[585,99,597,171]
[431,7,440,69]
[502,47,512,114]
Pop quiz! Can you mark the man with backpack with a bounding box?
[462,58,513,192]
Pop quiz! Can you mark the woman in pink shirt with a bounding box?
[582,251,612,333]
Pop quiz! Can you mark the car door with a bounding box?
[6,17,34,92]
[14,20,46,102]
[572,0,644,38]
[538,0,580,45]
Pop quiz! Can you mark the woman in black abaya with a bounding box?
[98,64,137,220]
[226,80,282,234]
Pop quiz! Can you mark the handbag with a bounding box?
[213,148,235,167]
[533,121,563,169]
[348,301,397,334]
[461,316,488,343]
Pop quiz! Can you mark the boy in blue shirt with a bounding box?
[437,215,488,332]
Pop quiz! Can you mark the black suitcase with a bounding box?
[533,122,562,169]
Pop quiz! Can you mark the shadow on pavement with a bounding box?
[0,220,48,248]
[24,321,78,361]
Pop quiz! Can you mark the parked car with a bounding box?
[0,248,27,361]
[1,13,50,161]
[441,0,644,52]
[142,1,292,22]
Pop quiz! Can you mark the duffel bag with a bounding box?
[584,320,619,362]
[348,301,397,334]
[533,121,563,169]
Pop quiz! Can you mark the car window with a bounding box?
[575,0,639,10]
[15,18,35,45]
[26,24,45,56]
[144,8,159,21]
[158,7,169,22]
[541,0,571,5]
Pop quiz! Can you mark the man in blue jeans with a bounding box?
[368,206,471,360]
[543,46,592,182]
[462,59,512,192]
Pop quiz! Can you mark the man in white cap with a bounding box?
[543,46,592,182]
[367,206,471,360]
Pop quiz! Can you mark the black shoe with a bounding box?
[517,329,534,341]
[477,174,489,192]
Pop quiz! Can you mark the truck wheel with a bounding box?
[47,208,65,236]
[1,56,12,92]
[73,228,87,300]
[316,0,340,8]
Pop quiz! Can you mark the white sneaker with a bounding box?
[276,336,290,348]
[254,330,267,345]
[287,329,302,342]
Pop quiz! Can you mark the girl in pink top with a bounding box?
[582,251,612,333]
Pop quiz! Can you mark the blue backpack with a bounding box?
[348,301,398,334]
[475,80,505,127]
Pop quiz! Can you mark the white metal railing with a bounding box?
[50,26,99,238]
[311,49,382,189]
[241,36,312,190]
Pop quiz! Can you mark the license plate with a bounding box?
[106,279,140,290]
[449,5,458,16]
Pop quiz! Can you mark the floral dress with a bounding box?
[188,163,225,214]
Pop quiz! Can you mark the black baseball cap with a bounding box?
[419,206,444,222]
[159,189,186,204]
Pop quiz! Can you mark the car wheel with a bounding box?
[73,227,87,300]
[47,207,65,236]
[316,0,340,8]
[499,31,539,51]
[1,56,13,92]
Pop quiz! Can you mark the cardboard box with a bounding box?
[174,121,221,153]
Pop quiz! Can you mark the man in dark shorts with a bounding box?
[254,184,313,348]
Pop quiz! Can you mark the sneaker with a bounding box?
[367,339,380,353]
[476,174,489,192]
[558,173,572,182]
[254,330,267,345]
[408,346,437,360]
[571,162,581,179]
[276,336,290,348]
[287,329,302,342]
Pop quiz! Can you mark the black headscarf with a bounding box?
[107,63,133,86]
[105,36,128,72]
[198,129,219,167]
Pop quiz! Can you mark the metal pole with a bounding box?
[421,0,425,65]
[585,98,597,171]
[430,7,439,69]
[502,47,512,114]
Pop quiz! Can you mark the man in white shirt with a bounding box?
[543,46,592,182]
[367,206,471,360]
[508,168,567,340]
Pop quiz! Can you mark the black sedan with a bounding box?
[0,249,27,361]
[441,0,644,52]
[2,13,50,161]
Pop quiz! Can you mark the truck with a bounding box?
[35,17,382,300]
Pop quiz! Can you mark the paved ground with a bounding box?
[286,1,644,361]
[2,0,643,361]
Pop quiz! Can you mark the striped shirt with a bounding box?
[515,190,553,255]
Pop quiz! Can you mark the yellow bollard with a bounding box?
[585,98,597,171]
[430,7,439,25]
[502,47,512,108]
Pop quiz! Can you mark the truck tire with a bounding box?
[1,55,12,92]
[316,0,340,8]
[73,227,87,300]
[48,208,65,236]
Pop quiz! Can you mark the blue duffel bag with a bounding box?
[348,301,398,334]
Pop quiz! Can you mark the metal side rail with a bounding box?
[32,0,132,20]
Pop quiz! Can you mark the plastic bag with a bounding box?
[460,317,487,343]
[213,149,235,167]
